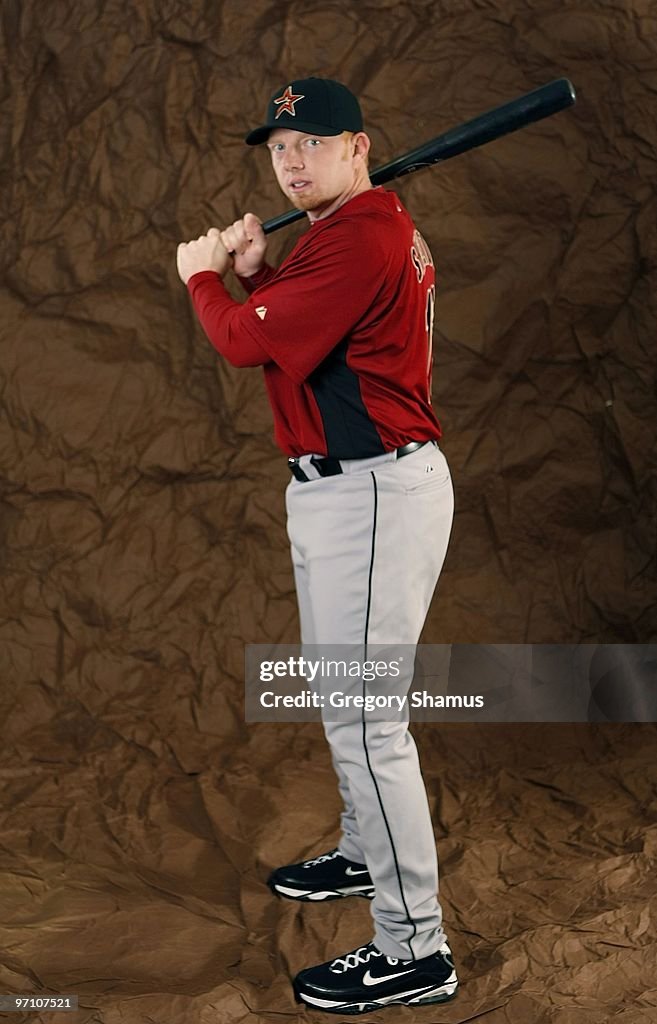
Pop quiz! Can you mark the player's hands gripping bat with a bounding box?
[220,214,267,277]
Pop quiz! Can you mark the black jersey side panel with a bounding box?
[308,340,385,459]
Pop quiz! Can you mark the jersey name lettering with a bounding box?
[410,229,434,283]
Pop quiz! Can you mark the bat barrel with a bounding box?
[371,78,576,185]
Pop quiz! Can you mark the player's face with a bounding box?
[266,128,370,220]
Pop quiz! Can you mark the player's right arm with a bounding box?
[178,213,274,368]
[185,270,272,368]
[182,213,385,380]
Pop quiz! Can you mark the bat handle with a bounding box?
[262,207,306,235]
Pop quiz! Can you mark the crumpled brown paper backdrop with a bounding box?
[1,1,656,1022]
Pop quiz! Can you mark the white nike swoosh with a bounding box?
[362,967,415,986]
[345,866,369,876]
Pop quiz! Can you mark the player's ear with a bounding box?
[353,131,371,162]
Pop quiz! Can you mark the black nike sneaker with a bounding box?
[292,940,458,1015]
[267,847,375,902]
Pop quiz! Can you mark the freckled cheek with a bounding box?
[272,163,287,188]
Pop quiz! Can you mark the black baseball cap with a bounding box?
[245,77,363,146]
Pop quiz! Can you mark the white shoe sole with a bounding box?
[272,882,375,901]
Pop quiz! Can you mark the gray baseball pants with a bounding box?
[285,441,454,960]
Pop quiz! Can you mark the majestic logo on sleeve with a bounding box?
[274,85,305,119]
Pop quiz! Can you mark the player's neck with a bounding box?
[307,176,373,223]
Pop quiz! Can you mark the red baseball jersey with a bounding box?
[187,187,442,458]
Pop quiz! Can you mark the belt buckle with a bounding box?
[310,455,343,477]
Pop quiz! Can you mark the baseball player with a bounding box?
[176,77,457,1015]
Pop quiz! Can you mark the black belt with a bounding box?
[288,441,431,483]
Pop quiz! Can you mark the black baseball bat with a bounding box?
[261,78,576,235]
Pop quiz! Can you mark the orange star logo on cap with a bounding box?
[273,85,305,118]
